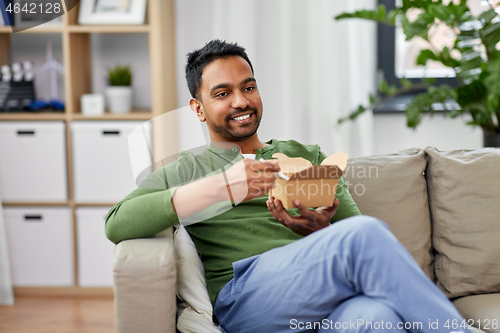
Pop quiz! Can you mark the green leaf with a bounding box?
[107,64,132,86]
[423,77,436,85]
[387,9,400,25]
[416,49,438,66]
[428,4,450,21]
[404,86,457,128]
[378,4,387,21]
[337,105,368,125]
[400,77,413,89]
[335,9,383,23]
[456,80,487,108]
[476,8,497,25]
[380,79,389,94]
[402,12,434,40]
[388,85,399,96]
[484,56,500,114]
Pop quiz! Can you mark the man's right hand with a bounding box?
[224,158,281,203]
[172,158,281,219]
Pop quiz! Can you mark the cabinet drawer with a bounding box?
[71,121,151,203]
[4,207,73,286]
[0,121,68,202]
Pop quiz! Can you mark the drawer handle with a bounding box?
[17,130,35,135]
[102,130,120,135]
[24,215,42,221]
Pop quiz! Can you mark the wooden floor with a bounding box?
[0,297,115,333]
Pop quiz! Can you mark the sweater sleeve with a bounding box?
[105,161,184,244]
[318,150,361,222]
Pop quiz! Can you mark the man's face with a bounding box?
[193,56,263,142]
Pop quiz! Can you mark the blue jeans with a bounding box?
[214,216,470,333]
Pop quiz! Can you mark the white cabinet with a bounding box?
[4,207,73,286]
[0,121,68,202]
[76,207,114,287]
[71,121,151,203]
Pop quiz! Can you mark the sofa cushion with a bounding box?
[174,225,223,333]
[453,294,500,333]
[426,147,500,299]
[343,148,434,279]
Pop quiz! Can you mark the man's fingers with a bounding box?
[274,199,295,225]
[292,199,315,220]
[267,197,281,222]
[322,198,340,217]
[250,160,281,172]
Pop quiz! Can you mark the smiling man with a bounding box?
[105,40,471,333]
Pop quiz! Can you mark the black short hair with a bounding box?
[185,40,254,99]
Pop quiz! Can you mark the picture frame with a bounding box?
[13,0,63,28]
[78,0,147,25]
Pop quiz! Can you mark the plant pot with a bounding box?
[483,129,500,148]
[105,86,132,114]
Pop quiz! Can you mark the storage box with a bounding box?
[76,207,114,287]
[0,121,68,202]
[71,121,151,203]
[269,152,348,209]
[4,207,73,286]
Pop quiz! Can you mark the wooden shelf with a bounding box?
[0,25,149,34]
[2,202,70,207]
[0,112,66,121]
[0,26,64,34]
[71,109,153,120]
[68,25,150,33]
[74,202,117,207]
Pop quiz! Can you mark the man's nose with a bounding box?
[231,90,249,109]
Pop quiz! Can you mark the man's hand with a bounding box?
[267,196,340,236]
[225,158,281,203]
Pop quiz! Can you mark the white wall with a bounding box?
[373,113,483,155]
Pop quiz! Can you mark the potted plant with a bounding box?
[106,65,133,114]
[335,0,500,147]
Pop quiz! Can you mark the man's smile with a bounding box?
[229,111,255,125]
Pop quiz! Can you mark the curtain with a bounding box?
[175,0,376,158]
[0,187,14,305]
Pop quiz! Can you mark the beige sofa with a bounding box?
[113,147,500,333]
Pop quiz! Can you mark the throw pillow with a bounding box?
[343,148,434,279]
[174,225,223,333]
[425,147,500,298]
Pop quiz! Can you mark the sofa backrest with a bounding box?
[344,147,500,300]
[343,148,434,280]
[425,147,500,299]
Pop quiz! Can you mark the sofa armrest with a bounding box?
[113,227,177,333]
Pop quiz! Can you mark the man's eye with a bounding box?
[215,92,228,98]
[244,86,256,91]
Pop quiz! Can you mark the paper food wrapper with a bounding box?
[269,152,348,209]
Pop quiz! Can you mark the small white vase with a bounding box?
[105,86,132,114]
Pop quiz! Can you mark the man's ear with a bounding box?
[190,98,206,122]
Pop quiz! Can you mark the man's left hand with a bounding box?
[266,196,340,236]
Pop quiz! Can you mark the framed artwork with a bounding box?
[78,0,147,25]
[13,0,63,28]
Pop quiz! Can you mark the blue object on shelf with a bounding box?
[0,0,14,26]
[49,99,65,111]
[29,99,65,112]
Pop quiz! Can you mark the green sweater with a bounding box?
[105,139,361,307]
